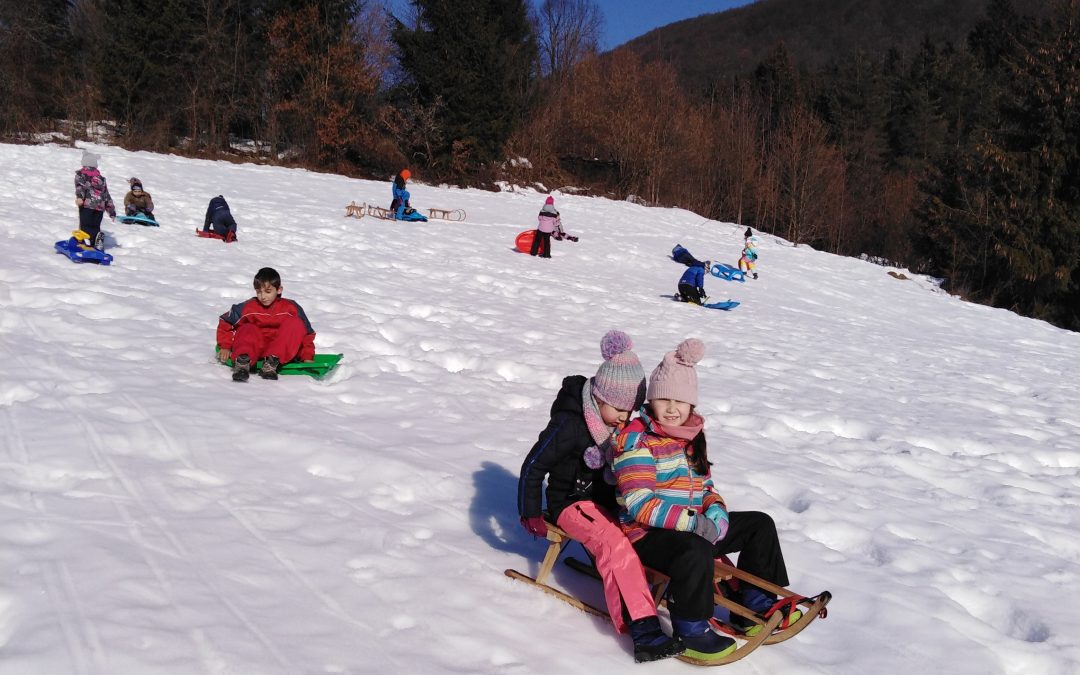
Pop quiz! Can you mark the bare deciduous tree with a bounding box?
[536,0,603,78]
[770,104,847,246]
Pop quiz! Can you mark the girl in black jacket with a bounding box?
[517,331,682,663]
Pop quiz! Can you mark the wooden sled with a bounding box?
[504,521,823,666]
[564,549,830,647]
[427,207,466,221]
[366,204,395,220]
[710,559,831,645]
[343,202,396,220]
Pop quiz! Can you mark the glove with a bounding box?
[521,516,548,538]
[705,504,730,541]
[691,513,721,544]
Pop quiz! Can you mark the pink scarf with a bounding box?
[654,412,704,441]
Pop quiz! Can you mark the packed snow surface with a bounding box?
[1,143,1078,674]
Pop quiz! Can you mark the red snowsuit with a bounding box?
[216,297,316,363]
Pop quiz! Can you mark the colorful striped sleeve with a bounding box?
[613,438,693,532]
[701,473,725,511]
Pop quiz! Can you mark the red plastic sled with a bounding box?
[515,230,535,253]
[196,228,236,243]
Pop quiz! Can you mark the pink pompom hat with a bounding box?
[646,338,706,405]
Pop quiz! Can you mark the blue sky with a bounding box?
[593,0,755,49]
[385,1,756,51]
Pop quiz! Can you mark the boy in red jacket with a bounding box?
[216,267,316,382]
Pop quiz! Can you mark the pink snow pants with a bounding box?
[556,501,657,633]
[232,316,306,362]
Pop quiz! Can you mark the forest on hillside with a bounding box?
[1,0,1078,330]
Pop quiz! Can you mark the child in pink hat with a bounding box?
[612,338,795,661]
[517,330,682,663]
[530,195,560,258]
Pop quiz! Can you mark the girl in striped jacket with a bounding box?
[613,338,791,662]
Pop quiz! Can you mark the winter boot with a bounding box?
[730,588,802,636]
[232,354,251,382]
[671,617,736,661]
[628,616,684,663]
[259,355,280,380]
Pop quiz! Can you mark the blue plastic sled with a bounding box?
[55,238,113,265]
[118,213,159,227]
[671,294,739,310]
[704,300,740,310]
[711,263,746,282]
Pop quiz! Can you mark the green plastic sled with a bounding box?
[216,347,343,378]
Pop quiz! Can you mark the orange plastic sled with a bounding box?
[515,230,534,253]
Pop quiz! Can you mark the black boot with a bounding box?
[232,354,251,382]
[629,616,684,663]
[259,355,280,380]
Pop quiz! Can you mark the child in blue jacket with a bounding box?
[676,263,711,305]
[391,169,415,219]
[672,244,706,268]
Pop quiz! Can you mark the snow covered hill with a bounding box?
[1,142,1078,674]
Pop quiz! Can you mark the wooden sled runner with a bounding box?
[343,201,393,219]
[505,521,829,666]
[343,201,415,221]
[365,205,395,219]
[427,207,466,221]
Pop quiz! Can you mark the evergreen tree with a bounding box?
[93,0,201,139]
[968,0,1035,70]
[392,0,536,171]
[752,42,799,134]
[920,1,1080,329]
[0,0,74,130]
[886,39,949,171]
[813,51,890,167]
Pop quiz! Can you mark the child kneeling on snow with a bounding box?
[204,195,238,241]
[391,169,419,219]
[676,262,712,305]
[613,339,795,662]
[216,267,316,382]
[517,331,683,663]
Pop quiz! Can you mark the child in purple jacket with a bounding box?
[74,150,116,249]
